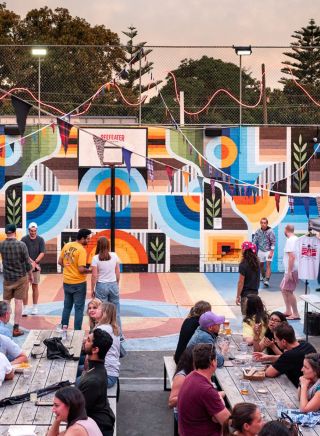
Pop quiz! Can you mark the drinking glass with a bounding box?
[239,380,250,395]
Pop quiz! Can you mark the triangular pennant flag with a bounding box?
[197,176,204,192]
[50,122,55,133]
[147,158,154,184]
[303,197,310,218]
[210,179,215,198]
[230,183,234,200]
[208,164,213,178]
[198,154,202,167]
[93,135,106,166]
[122,148,132,178]
[182,171,189,193]
[9,142,14,152]
[275,193,280,212]
[166,166,174,192]
[11,95,32,137]
[189,143,193,155]
[253,188,257,204]
[57,118,73,154]
[288,195,294,214]
[20,137,25,146]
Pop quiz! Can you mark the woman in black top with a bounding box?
[174,300,211,363]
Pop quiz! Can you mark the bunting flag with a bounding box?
[182,171,189,193]
[165,166,174,192]
[93,135,106,166]
[197,176,204,192]
[303,197,310,218]
[50,122,55,133]
[198,154,202,167]
[244,186,248,198]
[208,164,213,178]
[253,188,257,204]
[189,143,193,155]
[230,183,234,200]
[288,196,294,214]
[146,158,154,183]
[275,194,280,212]
[11,95,32,137]
[210,179,215,199]
[122,148,132,178]
[57,118,73,154]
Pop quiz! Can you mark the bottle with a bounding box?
[62,325,68,342]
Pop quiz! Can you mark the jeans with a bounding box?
[95,281,122,336]
[107,375,118,388]
[61,282,87,330]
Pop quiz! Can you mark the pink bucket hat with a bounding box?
[241,241,257,254]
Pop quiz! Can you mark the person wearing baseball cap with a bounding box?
[0,225,33,336]
[236,241,260,315]
[187,311,226,367]
[21,222,45,315]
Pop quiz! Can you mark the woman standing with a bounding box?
[174,301,211,364]
[91,237,122,334]
[299,353,320,412]
[48,386,102,436]
[236,241,260,315]
[96,302,120,388]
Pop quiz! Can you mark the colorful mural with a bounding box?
[0,123,318,273]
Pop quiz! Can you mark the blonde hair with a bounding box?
[98,302,120,336]
[86,298,102,331]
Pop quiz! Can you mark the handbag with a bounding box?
[43,337,78,360]
[278,412,302,436]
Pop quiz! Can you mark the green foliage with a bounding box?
[6,189,21,225]
[292,134,308,192]
[149,236,165,263]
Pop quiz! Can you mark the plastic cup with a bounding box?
[240,380,250,395]
[239,342,248,354]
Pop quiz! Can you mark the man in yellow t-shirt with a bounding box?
[58,229,92,330]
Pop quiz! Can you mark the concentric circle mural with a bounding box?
[205,136,238,168]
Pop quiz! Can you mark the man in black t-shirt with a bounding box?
[21,222,45,315]
[265,323,316,387]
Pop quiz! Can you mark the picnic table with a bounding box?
[0,329,84,432]
[215,334,320,435]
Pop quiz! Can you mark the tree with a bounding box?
[0,4,125,115]
[143,56,262,124]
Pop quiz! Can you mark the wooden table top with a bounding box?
[0,329,84,428]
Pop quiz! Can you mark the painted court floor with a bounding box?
[1,272,317,350]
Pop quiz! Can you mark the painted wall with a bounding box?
[0,124,318,273]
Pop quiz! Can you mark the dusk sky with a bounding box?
[8,1,320,89]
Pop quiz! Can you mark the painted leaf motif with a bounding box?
[293,180,299,190]
[207,217,213,227]
[7,206,13,215]
[301,143,308,152]
[206,207,213,217]
[150,242,157,251]
[214,207,221,217]
[15,216,21,224]
[15,198,21,206]
[301,152,307,162]
[293,152,300,162]
[293,142,300,153]
[293,161,300,171]
[299,134,302,145]
[157,251,164,261]
[155,236,159,246]
[214,198,221,208]
[12,190,16,201]
[7,197,13,207]
[206,198,213,208]
[7,216,14,224]
[301,172,307,181]
[301,181,307,191]
[157,242,164,252]
[150,251,157,261]
[15,206,21,216]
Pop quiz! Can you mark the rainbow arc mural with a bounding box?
[0,124,318,273]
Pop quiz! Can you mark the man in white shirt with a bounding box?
[280,224,299,320]
[0,351,14,382]
[0,333,28,364]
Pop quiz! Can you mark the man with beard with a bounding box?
[58,229,92,330]
[78,328,115,436]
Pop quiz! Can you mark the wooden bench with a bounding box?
[163,356,176,391]
[109,397,117,436]
[107,378,120,402]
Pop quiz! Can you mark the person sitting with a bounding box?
[258,420,294,435]
[87,298,103,332]
[0,333,27,364]
[299,353,320,412]
[169,346,194,420]
[0,301,12,338]
[78,328,115,436]
[242,294,268,347]
[48,386,102,436]
[95,302,120,388]
[222,403,264,436]
[178,343,230,436]
[262,323,316,387]
[174,300,211,364]
[253,311,287,357]
[187,311,226,368]
[0,351,14,382]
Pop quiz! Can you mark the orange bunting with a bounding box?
[182,171,189,193]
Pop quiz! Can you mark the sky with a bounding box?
[8,0,320,89]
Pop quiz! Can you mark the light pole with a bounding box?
[31,48,47,125]
[233,46,252,126]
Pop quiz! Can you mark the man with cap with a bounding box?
[187,311,226,367]
[0,224,32,336]
[21,222,45,315]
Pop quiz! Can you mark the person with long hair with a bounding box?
[253,311,287,356]
[95,302,120,388]
[48,386,102,436]
[174,300,211,364]
[91,237,122,335]
[258,421,295,436]
[242,294,269,346]
[236,241,260,315]
[86,298,102,332]
[223,403,264,436]
[299,353,320,412]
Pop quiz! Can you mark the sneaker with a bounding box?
[31,306,38,315]
[260,275,265,281]
[263,279,270,287]
[13,327,24,337]
[22,307,29,317]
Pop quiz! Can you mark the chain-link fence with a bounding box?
[1,45,320,125]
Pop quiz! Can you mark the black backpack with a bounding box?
[43,337,78,360]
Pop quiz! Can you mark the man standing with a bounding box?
[178,343,230,436]
[21,222,45,316]
[79,328,115,436]
[280,224,299,319]
[58,229,92,330]
[0,224,32,337]
[253,217,276,287]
